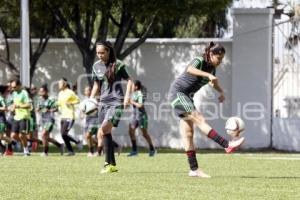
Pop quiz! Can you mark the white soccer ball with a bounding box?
[79,98,98,115]
[225,116,245,137]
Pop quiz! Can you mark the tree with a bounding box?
[0,0,61,81]
[44,0,232,83]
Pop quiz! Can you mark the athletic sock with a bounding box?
[24,147,29,154]
[97,146,103,155]
[113,140,119,148]
[103,134,112,164]
[186,150,198,171]
[207,129,229,148]
[149,144,154,152]
[0,142,6,152]
[89,146,94,154]
[110,137,116,166]
[8,140,15,151]
[44,146,49,154]
[131,140,137,152]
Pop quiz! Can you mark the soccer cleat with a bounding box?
[24,153,31,157]
[149,150,156,157]
[4,149,13,156]
[40,152,48,157]
[77,140,83,152]
[127,150,138,157]
[66,151,75,156]
[225,137,245,154]
[188,169,211,178]
[87,152,95,157]
[60,144,65,156]
[101,164,118,174]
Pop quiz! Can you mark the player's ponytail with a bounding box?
[134,80,147,100]
[96,41,117,85]
[203,42,226,63]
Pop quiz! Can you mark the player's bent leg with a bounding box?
[188,111,244,152]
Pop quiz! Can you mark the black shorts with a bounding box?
[169,92,195,118]
[12,119,29,134]
[6,116,14,131]
[60,119,74,134]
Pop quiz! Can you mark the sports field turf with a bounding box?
[1,151,300,200]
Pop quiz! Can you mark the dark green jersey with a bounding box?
[38,96,57,121]
[170,57,215,96]
[131,90,146,117]
[0,96,6,122]
[92,59,130,106]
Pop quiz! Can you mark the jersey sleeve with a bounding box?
[137,94,144,104]
[92,62,105,81]
[0,98,6,107]
[68,90,80,104]
[189,58,203,70]
[22,90,30,104]
[116,60,130,80]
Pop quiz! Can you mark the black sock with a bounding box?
[0,142,6,152]
[207,129,229,148]
[44,146,49,154]
[110,137,116,165]
[149,144,154,151]
[131,140,137,152]
[89,146,94,154]
[8,140,16,151]
[186,151,198,171]
[113,140,119,148]
[103,134,112,164]
[97,146,103,155]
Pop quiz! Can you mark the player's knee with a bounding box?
[86,133,92,140]
[101,124,112,134]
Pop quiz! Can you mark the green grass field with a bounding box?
[1,150,300,200]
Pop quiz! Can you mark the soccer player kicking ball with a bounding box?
[169,42,245,178]
[127,80,155,157]
[90,41,133,174]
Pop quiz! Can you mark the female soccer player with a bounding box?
[90,41,133,173]
[169,42,245,178]
[37,85,64,156]
[10,79,31,156]
[82,86,99,157]
[57,78,82,156]
[0,85,13,155]
[127,80,155,157]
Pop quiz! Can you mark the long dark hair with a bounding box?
[134,80,147,100]
[96,41,117,85]
[203,42,226,63]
